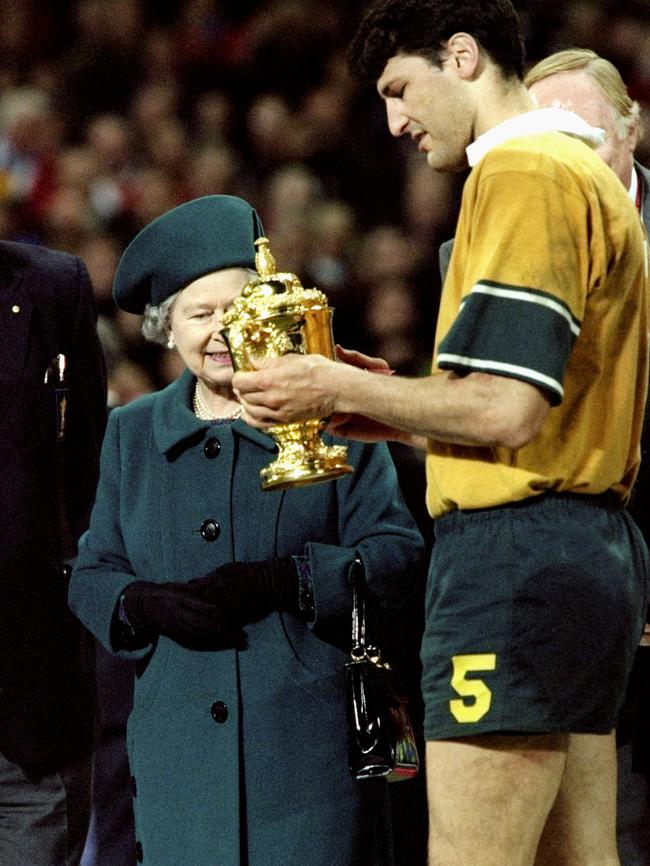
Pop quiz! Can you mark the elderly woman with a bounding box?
[69,195,424,866]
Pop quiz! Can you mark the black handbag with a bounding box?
[346,558,419,782]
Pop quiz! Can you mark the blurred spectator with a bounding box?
[258,163,322,273]
[60,0,143,127]
[158,345,186,386]
[190,90,233,144]
[185,142,240,199]
[84,114,137,226]
[0,86,61,234]
[79,232,122,314]
[125,166,180,231]
[42,185,98,253]
[402,153,464,248]
[238,0,344,105]
[354,224,423,286]
[363,279,427,373]
[107,358,156,408]
[306,198,356,293]
[142,118,189,187]
[140,27,178,88]
[244,93,297,175]
[173,0,248,96]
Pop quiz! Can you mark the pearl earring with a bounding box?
[167,336,175,350]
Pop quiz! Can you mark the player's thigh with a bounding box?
[535,731,619,866]
[426,733,568,866]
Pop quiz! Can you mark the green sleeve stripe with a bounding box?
[437,286,576,406]
[470,281,581,335]
[437,353,564,401]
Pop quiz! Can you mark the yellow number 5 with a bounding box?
[449,653,497,723]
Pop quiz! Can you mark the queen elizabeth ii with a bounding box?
[69,194,424,866]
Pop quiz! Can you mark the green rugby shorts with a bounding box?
[422,494,648,739]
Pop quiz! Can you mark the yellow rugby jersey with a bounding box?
[426,130,648,518]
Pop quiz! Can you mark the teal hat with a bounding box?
[113,195,264,313]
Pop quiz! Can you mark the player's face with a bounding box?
[377,53,474,173]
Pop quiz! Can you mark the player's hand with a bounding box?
[335,345,394,375]
[233,354,338,428]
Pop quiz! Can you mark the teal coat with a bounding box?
[69,370,424,866]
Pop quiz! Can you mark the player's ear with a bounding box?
[444,32,481,79]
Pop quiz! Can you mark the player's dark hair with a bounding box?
[349,0,525,82]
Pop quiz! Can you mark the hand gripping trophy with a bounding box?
[221,236,354,490]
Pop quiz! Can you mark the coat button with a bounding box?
[135,841,143,862]
[211,701,228,723]
[200,519,220,541]
[203,437,221,458]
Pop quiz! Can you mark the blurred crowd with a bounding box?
[2,0,650,411]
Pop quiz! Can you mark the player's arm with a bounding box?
[233,353,550,450]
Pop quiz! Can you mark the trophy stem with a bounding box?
[261,420,353,490]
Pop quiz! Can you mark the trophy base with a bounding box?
[261,424,354,490]
[261,456,354,490]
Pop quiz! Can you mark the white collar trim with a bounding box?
[466,107,605,167]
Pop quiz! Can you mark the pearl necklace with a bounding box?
[192,383,243,422]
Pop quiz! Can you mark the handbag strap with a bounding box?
[350,556,368,656]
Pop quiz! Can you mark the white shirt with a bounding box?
[466,107,605,167]
[628,167,638,205]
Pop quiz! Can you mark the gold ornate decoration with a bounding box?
[221,237,353,490]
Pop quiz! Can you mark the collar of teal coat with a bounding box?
[152,368,277,455]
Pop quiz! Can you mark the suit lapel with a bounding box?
[0,261,33,410]
[635,161,650,234]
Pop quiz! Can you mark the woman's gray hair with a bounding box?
[140,268,259,346]
[141,293,179,346]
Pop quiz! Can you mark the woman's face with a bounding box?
[168,267,249,390]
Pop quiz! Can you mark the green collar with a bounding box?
[152,368,276,455]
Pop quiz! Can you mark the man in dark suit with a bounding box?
[0,240,107,865]
[525,49,650,866]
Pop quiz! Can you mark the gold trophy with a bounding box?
[221,237,354,491]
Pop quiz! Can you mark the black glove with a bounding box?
[120,580,230,648]
[188,557,300,622]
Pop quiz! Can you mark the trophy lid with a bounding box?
[222,237,328,326]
